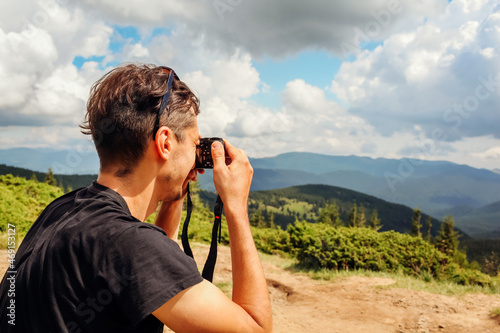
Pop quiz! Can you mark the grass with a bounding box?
[288,264,500,297]
[256,198,316,219]
[491,307,500,325]
[491,307,500,316]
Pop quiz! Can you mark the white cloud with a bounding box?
[34,65,90,121]
[71,0,449,58]
[0,1,111,127]
[125,43,150,59]
[331,0,500,141]
[472,146,500,160]
[225,79,377,158]
[480,47,495,58]
[0,125,88,149]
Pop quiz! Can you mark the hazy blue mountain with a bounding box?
[444,201,500,237]
[250,152,498,180]
[0,147,99,174]
[248,152,500,211]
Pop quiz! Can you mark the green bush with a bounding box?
[444,263,492,286]
[286,222,446,276]
[252,227,291,255]
[282,222,495,286]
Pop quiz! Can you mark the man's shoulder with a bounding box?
[24,182,164,253]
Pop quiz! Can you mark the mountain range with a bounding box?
[200,152,500,236]
[1,148,498,237]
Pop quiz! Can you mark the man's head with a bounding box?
[81,64,200,176]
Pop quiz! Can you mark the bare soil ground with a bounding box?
[2,246,500,333]
[191,245,500,333]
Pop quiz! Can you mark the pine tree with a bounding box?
[257,211,265,229]
[356,204,366,227]
[411,208,422,238]
[267,212,275,229]
[250,210,264,228]
[330,202,342,227]
[369,209,382,231]
[44,168,57,186]
[318,205,332,225]
[318,202,342,226]
[435,215,459,257]
[30,173,38,182]
[424,216,432,242]
[348,203,357,227]
[483,252,500,277]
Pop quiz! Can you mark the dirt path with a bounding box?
[194,245,500,333]
[2,247,500,332]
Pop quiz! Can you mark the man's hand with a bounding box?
[211,140,253,210]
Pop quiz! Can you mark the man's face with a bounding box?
[161,119,201,202]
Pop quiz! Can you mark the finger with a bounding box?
[211,140,226,169]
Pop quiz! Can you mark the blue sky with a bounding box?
[0,0,499,170]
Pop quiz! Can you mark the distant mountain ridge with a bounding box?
[250,152,498,179]
[198,152,500,209]
[0,147,99,175]
[442,200,500,238]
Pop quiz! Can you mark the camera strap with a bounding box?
[181,183,223,282]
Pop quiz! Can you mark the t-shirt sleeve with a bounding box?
[98,223,204,326]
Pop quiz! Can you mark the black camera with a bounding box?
[195,137,225,169]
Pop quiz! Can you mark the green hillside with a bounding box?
[243,184,449,236]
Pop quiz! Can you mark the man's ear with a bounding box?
[155,126,174,161]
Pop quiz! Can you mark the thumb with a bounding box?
[211,141,226,168]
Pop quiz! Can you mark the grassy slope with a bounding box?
[0,174,64,238]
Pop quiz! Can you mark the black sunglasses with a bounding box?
[152,66,179,139]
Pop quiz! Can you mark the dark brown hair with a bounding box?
[81,63,200,176]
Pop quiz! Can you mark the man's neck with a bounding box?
[97,168,159,222]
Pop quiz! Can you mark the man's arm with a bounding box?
[152,140,273,332]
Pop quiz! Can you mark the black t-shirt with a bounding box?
[0,181,203,332]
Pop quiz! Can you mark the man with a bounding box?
[0,64,273,332]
